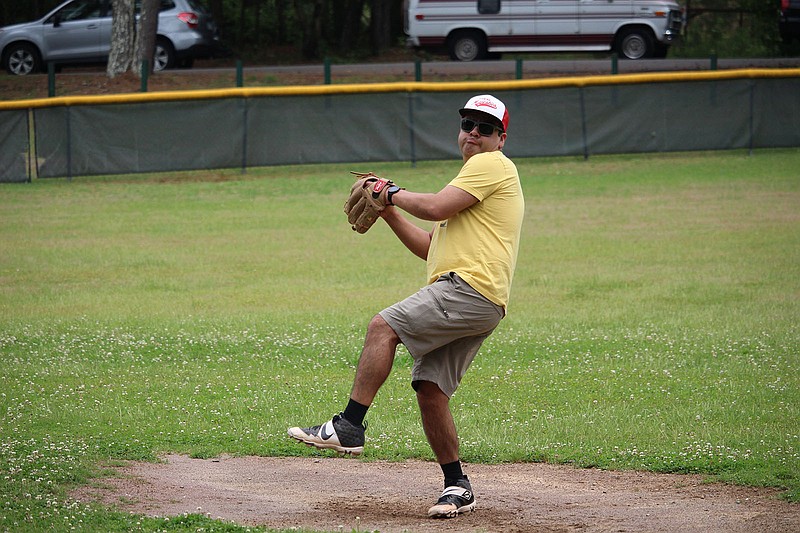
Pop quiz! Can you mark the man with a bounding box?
[288,94,524,518]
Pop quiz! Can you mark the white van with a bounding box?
[404,0,684,61]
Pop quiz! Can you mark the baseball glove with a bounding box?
[344,172,401,234]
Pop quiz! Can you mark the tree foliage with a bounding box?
[211,0,406,60]
[0,1,61,26]
[0,0,406,61]
[0,1,792,62]
[677,0,784,57]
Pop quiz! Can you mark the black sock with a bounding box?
[342,398,369,427]
[441,460,464,483]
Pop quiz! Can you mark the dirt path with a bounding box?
[71,454,798,532]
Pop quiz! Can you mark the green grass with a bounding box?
[1,149,798,531]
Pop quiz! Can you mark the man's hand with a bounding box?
[344,172,402,234]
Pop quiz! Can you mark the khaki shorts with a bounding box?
[379,272,504,397]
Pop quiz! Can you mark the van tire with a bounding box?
[615,27,654,60]
[448,30,487,61]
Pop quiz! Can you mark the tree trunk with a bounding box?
[137,0,160,74]
[338,0,366,51]
[237,0,246,46]
[370,0,393,54]
[208,0,224,32]
[275,0,286,44]
[293,0,325,59]
[254,1,261,44]
[107,0,135,78]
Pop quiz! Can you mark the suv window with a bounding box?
[130,1,176,14]
[55,0,106,22]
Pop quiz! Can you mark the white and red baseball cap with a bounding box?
[459,94,509,132]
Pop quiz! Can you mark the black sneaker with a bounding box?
[287,413,365,456]
[427,476,476,518]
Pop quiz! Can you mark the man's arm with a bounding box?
[391,185,478,222]
[380,207,432,260]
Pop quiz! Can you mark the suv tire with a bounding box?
[4,42,41,75]
[153,38,175,72]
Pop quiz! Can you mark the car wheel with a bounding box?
[153,39,175,72]
[448,30,487,61]
[616,28,654,60]
[4,43,41,75]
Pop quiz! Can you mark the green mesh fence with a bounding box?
[1,73,799,182]
[0,110,30,183]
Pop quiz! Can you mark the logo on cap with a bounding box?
[472,97,498,110]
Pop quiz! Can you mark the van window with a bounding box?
[478,0,500,15]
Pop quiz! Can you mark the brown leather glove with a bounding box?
[344,172,402,233]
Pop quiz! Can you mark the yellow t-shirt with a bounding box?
[426,151,524,309]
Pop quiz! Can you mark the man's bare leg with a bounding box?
[416,380,476,518]
[415,380,459,464]
[286,314,398,455]
[350,314,401,406]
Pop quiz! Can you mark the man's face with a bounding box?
[458,112,506,161]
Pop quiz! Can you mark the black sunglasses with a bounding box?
[460,118,501,136]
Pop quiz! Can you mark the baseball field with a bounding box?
[0,148,798,531]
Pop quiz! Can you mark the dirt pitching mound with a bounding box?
[72,454,798,532]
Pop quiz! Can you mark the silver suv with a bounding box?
[0,0,219,75]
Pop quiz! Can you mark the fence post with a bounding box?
[48,63,56,97]
[140,60,149,92]
[415,59,422,82]
[611,53,618,75]
[236,60,243,87]
[66,107,73,181]
[324,58,331,84]
[579,87,589,160]
[748,81,755,156]
[241,98,249,174]
[407,92,417,167]
[516,58,523,80]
